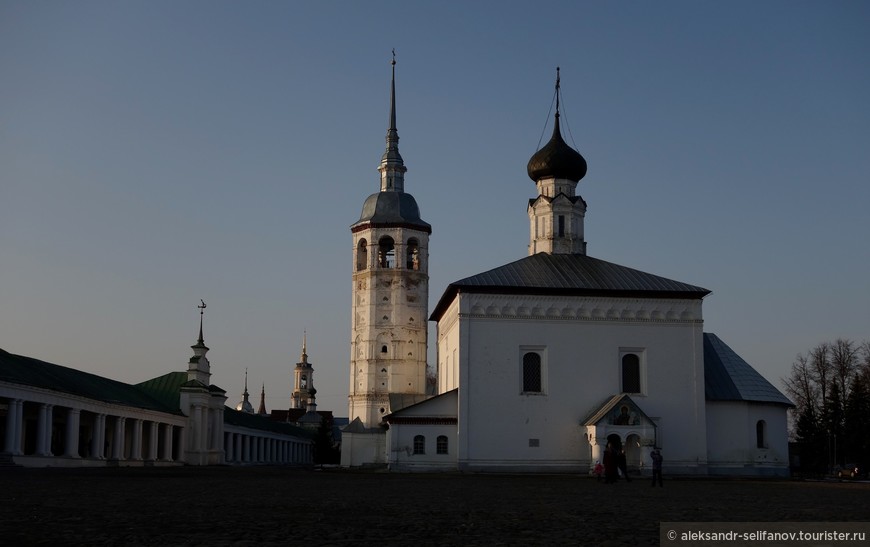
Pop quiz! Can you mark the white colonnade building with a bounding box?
[0,310,313,468]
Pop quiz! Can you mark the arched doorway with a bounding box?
[606,433,622,452]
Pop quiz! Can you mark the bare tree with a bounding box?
[831,338,858,402]
[809,342,832,412]
[783,352,817,415]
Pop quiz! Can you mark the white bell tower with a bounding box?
[349,54,431,429]
[290,333,314,410]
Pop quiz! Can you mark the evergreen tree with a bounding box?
[844,366,870,470]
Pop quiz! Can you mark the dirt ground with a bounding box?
[0,466,867,546]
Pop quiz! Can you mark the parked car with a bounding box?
[837,464,864,479]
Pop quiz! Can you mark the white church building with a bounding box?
[343,63,793,476]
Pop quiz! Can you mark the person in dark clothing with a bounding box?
[603,442,618,484]
[650,448,663,487]
[617,448,631,482]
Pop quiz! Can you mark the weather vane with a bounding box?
[392,48,396,66]
[196,299,207,344]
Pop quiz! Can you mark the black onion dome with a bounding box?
[527,115,587,182]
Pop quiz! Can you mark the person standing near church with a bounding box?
[617,448,631,482]
[603,442,618,484]
[651,448,663,487]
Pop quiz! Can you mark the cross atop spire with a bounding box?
[555,66,561,119]
[301,330,308,363]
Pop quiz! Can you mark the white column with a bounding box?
[214,406,224,453]
[129,419,142,460]
[64,408,81,458]
[225,431,234,463]
[112,417,126,460]
[242,435,250,463]
[89,414,100,459]
[148,421,159,461]
[199,407,208,454]
[95,414,107,459]
[4,399,24,455]
[162,424,174,461]
[191,405,202,452]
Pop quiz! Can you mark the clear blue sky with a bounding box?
[2,1,868,415]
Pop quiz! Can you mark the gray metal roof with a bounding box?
[431,252,710,320]
[703,333,793,406]
[352,191,431,232]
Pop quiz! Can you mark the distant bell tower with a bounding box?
[527,68,589,256]
[349,54,431,428]
[290,333,314,410]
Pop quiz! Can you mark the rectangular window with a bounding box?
[558,215,565,237]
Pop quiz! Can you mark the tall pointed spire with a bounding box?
[301,330,308,363]
[379,49,407,192]
[187,300,212,384]
[235,368,254,413]
[193,299,208,350]
[389,49,398,133]
[257,383,267,415]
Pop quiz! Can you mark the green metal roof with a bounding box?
[0,348,182,414]
[136,371,187,412]
[224,407,314,438]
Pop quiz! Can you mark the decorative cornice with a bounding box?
[352,222,433,235]
[385,416,458,425]
[457,294,703,323]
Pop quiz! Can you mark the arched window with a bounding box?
[406,238,420,270]
[523,352,542,393]
[622,354,641,393]
[378,236,395,268]
[356,239,368,271]
[413,435,425,455]
[436,435,448,455]
[756,420,767,449]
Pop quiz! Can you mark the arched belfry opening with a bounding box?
[406,238,420,270]
[357,239,368,271]
[378,236,395,268]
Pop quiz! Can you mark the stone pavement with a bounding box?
[0,467,866,546]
